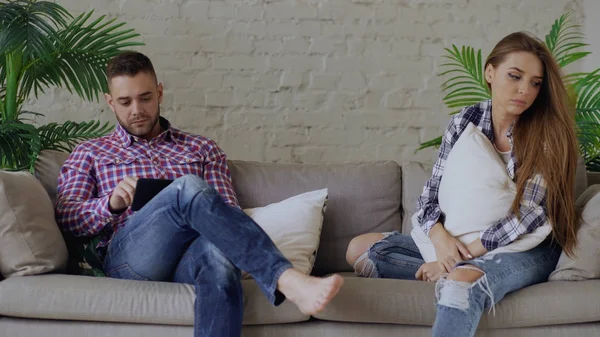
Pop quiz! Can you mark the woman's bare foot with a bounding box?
[277,268,344,315]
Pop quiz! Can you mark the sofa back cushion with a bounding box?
[550,184,600,281]
[228,160,402,275]
[36,151,403,275]
[35,150,70,203]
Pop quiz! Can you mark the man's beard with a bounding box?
[117,105,161,138]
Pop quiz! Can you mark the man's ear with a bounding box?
[104,93,115,113]
[157,83,164,105]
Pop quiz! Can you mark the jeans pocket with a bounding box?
[106,263,150,281]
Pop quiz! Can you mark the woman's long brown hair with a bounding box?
[485,32,580,256]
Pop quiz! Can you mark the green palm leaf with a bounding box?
[584,156,600,172]
[37,120,113,152]
[574,69,600,123]
[577,121,600,167]
[0,0,69,60]
[0,1,143,171]
[0,120,37,171]
[420,45,491,148]
[545,12,590,68]
[416,135,443,151]
[573,69,600,168]
[439,45,491,111]
[19,10,144,102]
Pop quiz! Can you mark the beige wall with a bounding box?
[27,0,584,164]
[583,0,600,73]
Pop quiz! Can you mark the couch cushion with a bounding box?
[550,184,600,281]
[228,160,403,275]
[0,274,307,325]
[313,274,600,328]
[0,171,68,278]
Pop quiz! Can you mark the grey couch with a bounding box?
[0,150,599,337]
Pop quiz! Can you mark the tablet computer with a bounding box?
[131,178,174,211]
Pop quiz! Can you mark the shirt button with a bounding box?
[186,158,191,163]
[154,159,159,165]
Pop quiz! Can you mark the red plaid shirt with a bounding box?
[55,117,239,252]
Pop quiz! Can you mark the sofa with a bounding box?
[0,150,599,337]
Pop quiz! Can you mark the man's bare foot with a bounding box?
[277,268,344,315]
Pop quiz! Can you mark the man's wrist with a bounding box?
[107,196,126,215]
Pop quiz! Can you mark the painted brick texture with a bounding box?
[28,0,583,164]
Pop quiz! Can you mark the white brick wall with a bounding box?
[28,0,584,165]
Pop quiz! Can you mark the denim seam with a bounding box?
[371,249,424,270]
[266,263,293,304]
[107,263,150,281]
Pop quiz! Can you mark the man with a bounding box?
[55,51,343,337]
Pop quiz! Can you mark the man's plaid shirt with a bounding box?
[55,117,239,254]
[415,99,549,251]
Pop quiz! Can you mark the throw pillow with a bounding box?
[549,185,600,281]
[411,122,551,262]
[0,170,68,277]
[242,188,327,279]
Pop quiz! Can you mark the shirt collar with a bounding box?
[115,116,173,148]
[484,99,515,141]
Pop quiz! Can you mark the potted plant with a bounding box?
[0,0,144,172]
[419,13,600,172]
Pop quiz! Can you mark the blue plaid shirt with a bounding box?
[415,99,548,251]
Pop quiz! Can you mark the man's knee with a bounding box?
[175,175,213,194]
[202,245,239,283]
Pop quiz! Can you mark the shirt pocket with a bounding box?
[163,152,204,178]
[97,156,138,166]
[95,156,138,195]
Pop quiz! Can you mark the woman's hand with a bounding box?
[429,223,473,272]
[415,262,445,282]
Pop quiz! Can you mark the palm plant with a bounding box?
[0,0,144,172]
[419,12,600,171]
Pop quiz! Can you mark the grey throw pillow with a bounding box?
[0,170,68,277]
[549,185,600,281]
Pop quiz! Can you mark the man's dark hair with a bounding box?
[106,51,157,83]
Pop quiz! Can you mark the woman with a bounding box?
[346,31,580,337]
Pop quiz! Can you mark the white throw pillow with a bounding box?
[242,189,327,279]
[411,122,551,262]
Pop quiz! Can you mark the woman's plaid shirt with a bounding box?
[415,100,549,251]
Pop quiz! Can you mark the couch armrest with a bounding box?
[401,162,432,235]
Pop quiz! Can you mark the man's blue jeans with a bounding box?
[103,175,293,337]
[359,232,560,337]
